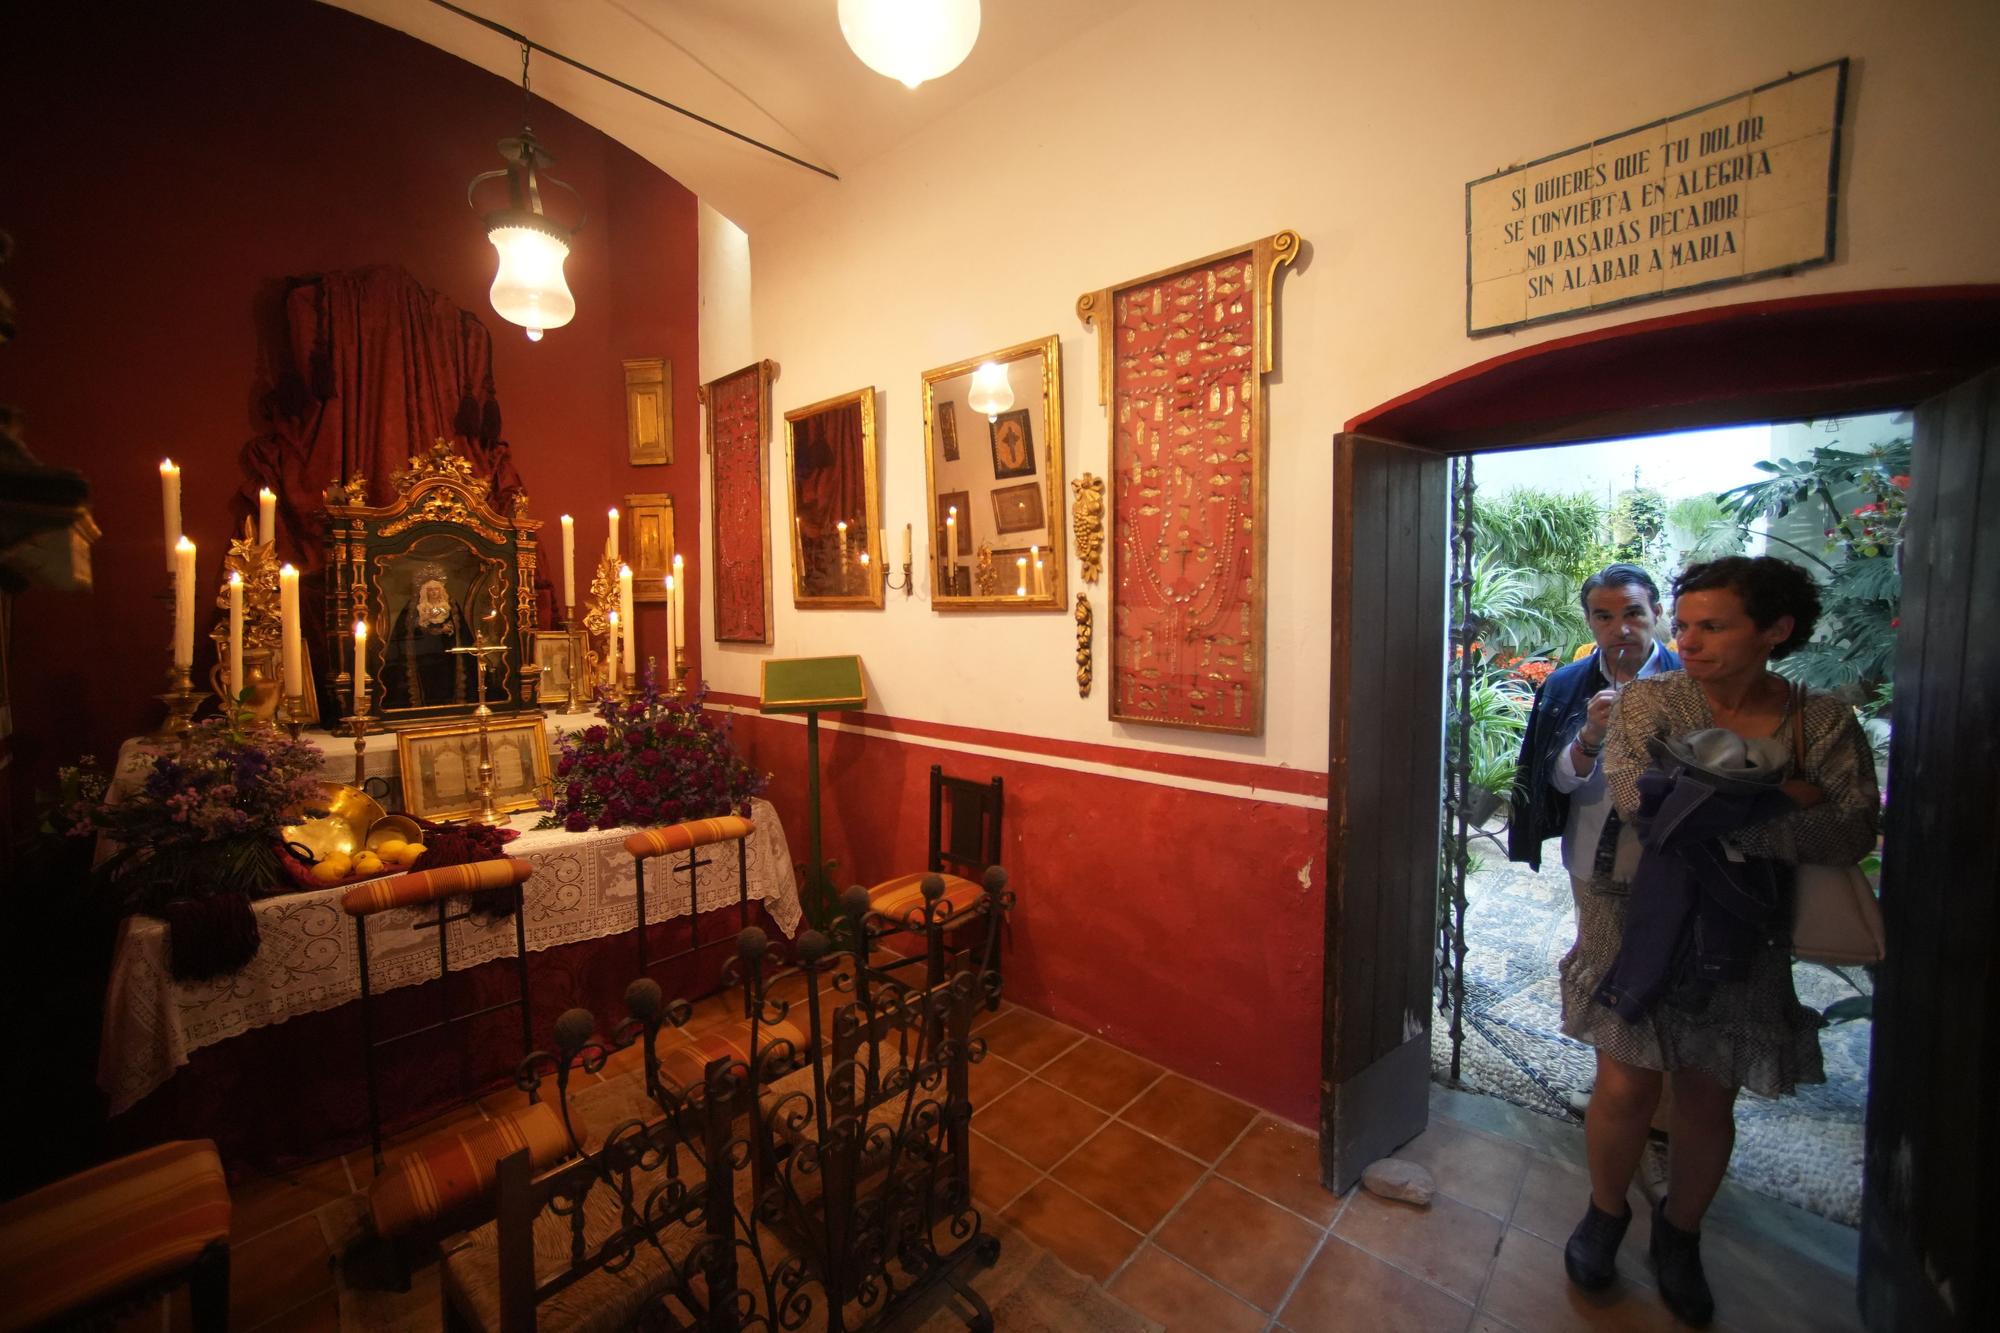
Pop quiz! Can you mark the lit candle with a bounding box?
[353,620,369,708]
[279,564,303,698]
[1032,546,1044,597]
[1017,556,1028,596]
[560,514,576,612]
[946,506,957,560]
[618,563,636,676]
[837,519,849,572]
[670,552,684,648]
[160,460,181,575]
[607,610,621,685]
[172,536,196,669]
[901,523,912,568]
[257,487,276,546]
[663,575,678,668]
[606,507,620,563]
[227,572,245,704]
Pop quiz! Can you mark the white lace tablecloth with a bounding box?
[97,797,799,1116]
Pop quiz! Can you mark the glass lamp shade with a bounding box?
[967,360,1013,421]
[487,217,576,337]
[838,0,981,89]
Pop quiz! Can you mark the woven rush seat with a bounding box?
[757,1055,914,1150]
[653,1012,812,1091]
[369,1100,573,1239]
[0,1139,230,1332]
[440,1152,753,1333]
[864,871,985,925]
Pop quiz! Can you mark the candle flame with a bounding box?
[280,563,297,576]
[354,620,368,640]
[175,535,195,552]
[229,571,243,586]
[160,459,177,472]
[619,563,632,577]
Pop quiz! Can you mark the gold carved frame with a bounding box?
[1076,231,1301,735]
[921,335,1066,612]
[784,387,883,610]
[623,492,676,602]
[700,359,777,644]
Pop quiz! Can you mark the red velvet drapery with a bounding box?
[793,401,864,540]
[240,264,525,574]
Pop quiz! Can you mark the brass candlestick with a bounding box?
[277,691,308,741]
[450,639,513,826]
[154,663,209,742]
[343,693,375,789]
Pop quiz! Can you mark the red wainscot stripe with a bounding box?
[703,692,1329,808]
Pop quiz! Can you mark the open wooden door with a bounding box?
[1321,432,1448,1190]
[1860,367,2000,1331]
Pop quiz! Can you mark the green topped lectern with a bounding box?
[759,656,866,926]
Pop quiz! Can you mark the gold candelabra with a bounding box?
[277,691,308,741]
[153,662,209,742]
[343,692,375,789]
[450,639,513,826]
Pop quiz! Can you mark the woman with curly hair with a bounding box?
[1559,556,1879,1326]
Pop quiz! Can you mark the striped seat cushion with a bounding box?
[342,856,534,916]
[0,1139,230,1330]
[368,1101,574,1239]
[654,1014,811,1092]
[866,872,987,926]
[623,815,755,861]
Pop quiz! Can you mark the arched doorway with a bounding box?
[1319,285,2000,1330]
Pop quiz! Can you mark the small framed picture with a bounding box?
[989,408,1036,479]
[531,632,577,703]
[397,716,552,822]
[991,481,1046,535]
[939,400,961,462]
[937,490,974,555]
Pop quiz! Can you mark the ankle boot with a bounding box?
[1564,1198,1631,1290]
[1649,1196,1715,1327]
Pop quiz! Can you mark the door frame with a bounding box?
[1321,285,2000,1188]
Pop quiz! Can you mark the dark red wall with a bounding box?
[0,0,700,791]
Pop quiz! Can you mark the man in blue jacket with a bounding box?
[1507,563,1680,876]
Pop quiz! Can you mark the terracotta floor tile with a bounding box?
[228,1154,354,1245]
[1000,1178,1143,1282]
[1153,1175,1321,1312]
[1479,1227,1679,1333]
[977,1008,1084,1071]
[1393,1117,1530,1218]
[250,1286,341,1332]
[1510,1152,1654,1288]
[1217,1114,1339,1227]
[1332,1186,1503,1303]
[970,1000,1013,1034]
[1108,1243,1268,1333]
[1278,1235,1474,1332]
[1037,1036,1163,1112]
[1052,1120,1207,1233]
[971,1076,1107,1170]
[968,1130,1042,1211]
[1120,1073,1257,1163]
[967,1052,1029,1108]
[228,1213,334,1330]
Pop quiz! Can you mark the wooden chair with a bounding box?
[622,813,756,1007]
[0,1140,230,1332]
[862,765,1006,996]
[341,856,571,1242]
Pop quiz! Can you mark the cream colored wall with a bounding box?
[699,0,2000,769]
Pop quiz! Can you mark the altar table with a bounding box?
[97,797,800,1116]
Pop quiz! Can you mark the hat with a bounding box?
[1645,727,1789,794]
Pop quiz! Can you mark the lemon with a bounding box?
[400,842,427,866]
[309,859,348,884]
[352,851,385,877]
[372,835,407,855]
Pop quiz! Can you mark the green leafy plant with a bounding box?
[1470,489,1610,659]
[1610,485,1670,568]
[1666,494,1748,566]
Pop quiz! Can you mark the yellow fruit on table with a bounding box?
[308,858,348,884]
[351,851,384,876]
[400,842,427,867]
[372,835,407,856]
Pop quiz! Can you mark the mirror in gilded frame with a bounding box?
[784,387,883,608]
[921,335,1065,611]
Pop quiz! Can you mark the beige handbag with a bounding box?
[1787,683,1887,965]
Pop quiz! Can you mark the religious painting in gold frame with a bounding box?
[701,360,776,643]
[623,492,675,602]
[624,357,672,465]
[322,440,542,730]
[921,335,1065,613]
[784,387,883,609]
[397,715,552,822]
[1077,231,1301,735]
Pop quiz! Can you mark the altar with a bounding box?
[98,725,799,1121]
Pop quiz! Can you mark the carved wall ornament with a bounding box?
[1075,593,1093,696]
[1077,231,1301,735]
[974,542,997,596]
[1071,473,1104,583]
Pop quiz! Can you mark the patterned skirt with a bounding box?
[1557,874,1826,1097]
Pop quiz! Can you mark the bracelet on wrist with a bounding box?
[1576,734,1605,756]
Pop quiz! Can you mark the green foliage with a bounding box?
[1713,438,1911,694]
[1665,495,1747,566]
[1468,488,1610,659]
[1610,486,1670,567]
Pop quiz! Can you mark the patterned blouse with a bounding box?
[1601,672,1880,869]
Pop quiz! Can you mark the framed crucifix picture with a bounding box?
[989,408,1036,479]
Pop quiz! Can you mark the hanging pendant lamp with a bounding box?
[967,360,1013,422]
[838,0,981,90]
[468,44,585,341]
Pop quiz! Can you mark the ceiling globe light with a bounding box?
[967,360,1013,422]
[467,46,585,342]
[838,0,981,90]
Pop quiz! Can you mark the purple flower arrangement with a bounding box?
[539,670,766,833]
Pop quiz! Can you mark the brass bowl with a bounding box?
[367,814,424,851]
[281,783,388,864]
